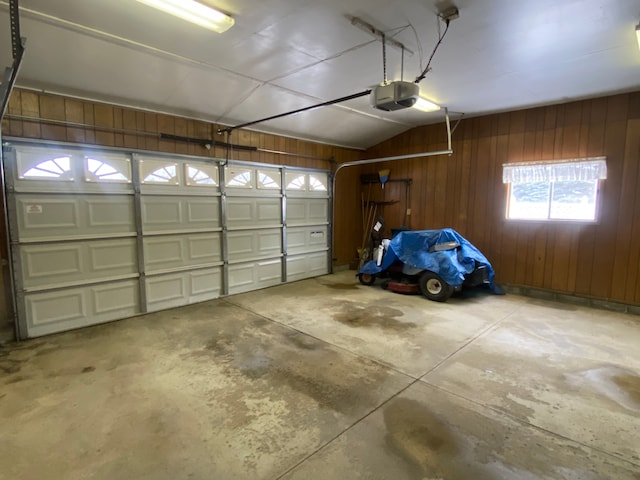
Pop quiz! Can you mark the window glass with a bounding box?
[85,155,131,182]
[257,169,281,189]
[141,160,179,184]
[549,180,598,220]
[309,174,327,191]
[508,182,550,220]
[185,164,219,186]
[20,155,73,180]
[225,168,253,188]
[286,173,306,190]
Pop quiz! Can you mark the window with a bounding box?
[85,156,131,183]
[225,168,253,188]
[309,174,327,192]
[503,157,606,221]
[257,169,280,189]
[185,164,218,186]
[140,160,179,184]
[286,173,306,190]
[20,156,73,180]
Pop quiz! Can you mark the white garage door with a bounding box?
[2,144,331,338]
[284,170,330,282]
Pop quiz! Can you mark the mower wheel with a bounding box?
[419,271,453,302]
[357,273,376,286]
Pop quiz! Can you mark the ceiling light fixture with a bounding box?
[413,97,440,112]
[636,22,640,51]
[137,0,234,33]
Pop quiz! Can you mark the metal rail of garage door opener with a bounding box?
[329,108,454,273]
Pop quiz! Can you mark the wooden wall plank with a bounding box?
[64,99,85,143]
[589,98,628,298]
[39,95,66,140]
[94,104,115,146]
[614,119,640,303]
[21,91,41,138]
[113,108,124,147]
[5,89,23,136]
[83,103,96,144]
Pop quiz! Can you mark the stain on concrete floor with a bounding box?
[383,398,465,478]
[319,282,360,290]
[567,365,640,413]
[333,302,415,332]
[188,316,392,416]
[613,373,640,404]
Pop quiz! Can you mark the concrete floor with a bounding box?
[1,270,639,479]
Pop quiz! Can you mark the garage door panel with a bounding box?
[259,230,282,256]
[189,235,221,260]
[190,269,222,297]
[226,197,281,228]
[21,239,138,288]
[287,226,328,254]
[144,233,222,272]
[227,229,282,261]
[142,196,220,232]
[87,198,135,227]
[143,199,182,225]
[228,259,282,295]
[23,246,82,280]
[145,237,183,266]
[24,279,140,337]
[27,290,86,326]
[17,197,79,235]
[287,252,329,281]
[17,195,134,240]
[146,267,222,311]
[308,201,328,221]
[257,202,281,221]
[287,198,328,226]
[92,281,139,315]
[146,275,185,305]
[187,201,219,222]
[89,240,138,272]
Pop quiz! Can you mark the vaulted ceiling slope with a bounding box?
[1,0,639,149]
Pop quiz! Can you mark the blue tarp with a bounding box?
[359,228,495,287]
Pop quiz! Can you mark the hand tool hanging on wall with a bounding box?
[379,169,390,189]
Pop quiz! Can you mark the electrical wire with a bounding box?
[407,23,425,75]
[414,19,450,84]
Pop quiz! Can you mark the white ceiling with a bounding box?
[1,0,640,149]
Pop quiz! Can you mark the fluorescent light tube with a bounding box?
[137,0,234,33]
[636,23,640,51]
[413,97,440,112]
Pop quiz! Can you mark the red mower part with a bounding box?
[386,281,420,295]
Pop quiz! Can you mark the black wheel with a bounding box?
[358,273,376,286]
[381,279,391,290]
[419,271,453,302]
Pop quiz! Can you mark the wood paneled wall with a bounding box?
[3,89,638,311]
[0,88,365,324]
[363,92,640,306]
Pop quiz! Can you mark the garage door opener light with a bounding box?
[137,0,234,33]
